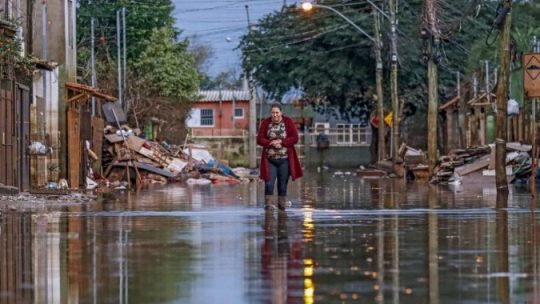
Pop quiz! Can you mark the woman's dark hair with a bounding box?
[270,102,282,111]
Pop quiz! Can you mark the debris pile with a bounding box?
[91,104,256,190]
[400,144,429,180]
[431,146,491,184]
[430,143,532,185]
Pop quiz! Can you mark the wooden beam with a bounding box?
[454,155,490,176]
[68,93,88,103]
[65,82,117,102]
[67,107,81,189]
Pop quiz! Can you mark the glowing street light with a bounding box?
[301,1,313,11]
[299,0,375,42]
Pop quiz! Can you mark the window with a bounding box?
[200,109,214,126]
[234,108,244,118]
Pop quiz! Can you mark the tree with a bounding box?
[239,0,537,148]
[188,37,215,75]
[134,27,200,99]
[76,0,176,65]
[239,3,374,106]
[76,0,201,143]
[200,68,243,90]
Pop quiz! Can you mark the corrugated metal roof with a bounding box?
[197,90,250,102]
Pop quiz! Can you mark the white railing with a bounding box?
[192,126,371,147]
[191,128,247,138]
[306,126,371,147]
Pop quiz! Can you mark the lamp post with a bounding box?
[300,0,385,162]
[301,1,375,41]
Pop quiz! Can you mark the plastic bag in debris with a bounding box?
[207,160,237,177]
[28,141,49,155]
[116,129,133,137]
[232,167,256,178]
[184,148,214,163]
[507,99,519,116]
[186,178,212,185]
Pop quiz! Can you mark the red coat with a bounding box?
[257,116,303,181]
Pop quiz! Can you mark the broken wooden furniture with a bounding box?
[66,82,117,190]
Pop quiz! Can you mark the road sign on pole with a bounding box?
[524,53,540,98]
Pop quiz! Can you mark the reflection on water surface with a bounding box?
[1,172,540,303]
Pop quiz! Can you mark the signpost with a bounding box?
[524,53,540,98]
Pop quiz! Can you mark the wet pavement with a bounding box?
[1,169,540,303]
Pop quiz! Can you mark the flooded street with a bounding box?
[2,170,540,303]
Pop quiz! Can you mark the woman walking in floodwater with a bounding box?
[257,103,303,211]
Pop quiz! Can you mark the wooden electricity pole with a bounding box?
[495,0,512,191]
[389,0,400,172]
[425,0,439,175]
[373,11,385,161]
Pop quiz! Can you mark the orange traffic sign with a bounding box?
[524,53,540,98]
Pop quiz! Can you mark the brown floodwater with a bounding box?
[1,169,539,303]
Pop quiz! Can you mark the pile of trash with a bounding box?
[430,146,491,184]
[430,143,532,185]
[88,104,257,190]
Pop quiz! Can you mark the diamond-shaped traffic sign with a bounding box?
[524,53,540,98]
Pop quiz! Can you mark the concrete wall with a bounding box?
[30,0,76,72]
[28,0,76,179]
[192,137,249,168]
[303,145,371,168]
[31,68,59,186]
[192,138,372,170]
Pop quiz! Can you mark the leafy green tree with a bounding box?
[134,27,200,98]
[76,0,176,64]
[239,0,537,113]
[240,3,374,107]
[77,0,201,142]
[200,68,243,90]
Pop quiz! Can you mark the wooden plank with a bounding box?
[0,89,6,184]
[454,155,490,176]
[126,135,146,152]
[5,90,14,186]
[67,107,81,189]
[479,112,486,146]
[67,93,87,103]
[506,142,531,152]
[91,117,104,174]
[446,109,453,153]
[104,133,124,143]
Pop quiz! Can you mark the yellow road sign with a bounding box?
[524,53,540,98]
[384,112,393,127]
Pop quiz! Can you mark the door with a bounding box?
[16,84,30,190]
[0,86,15,186]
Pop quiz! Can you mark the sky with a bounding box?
[173,0,285,77]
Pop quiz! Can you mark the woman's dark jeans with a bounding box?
[265,158,290,196]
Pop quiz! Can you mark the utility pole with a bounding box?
[91,17,96,116]
[425,0,439,175]
[41,0,47,123]
[122,8,127,112]
[389,0,399,172]
[373,11,385,161]
[531,36,538,197]
[485,61,490,104]
[246,4,257,168]
[495,0,512,192]
[116,9,123,109]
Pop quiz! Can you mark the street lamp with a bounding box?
[299,0,386,162]
[300,0,375,42]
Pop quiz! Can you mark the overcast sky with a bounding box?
[173,0,285,77]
